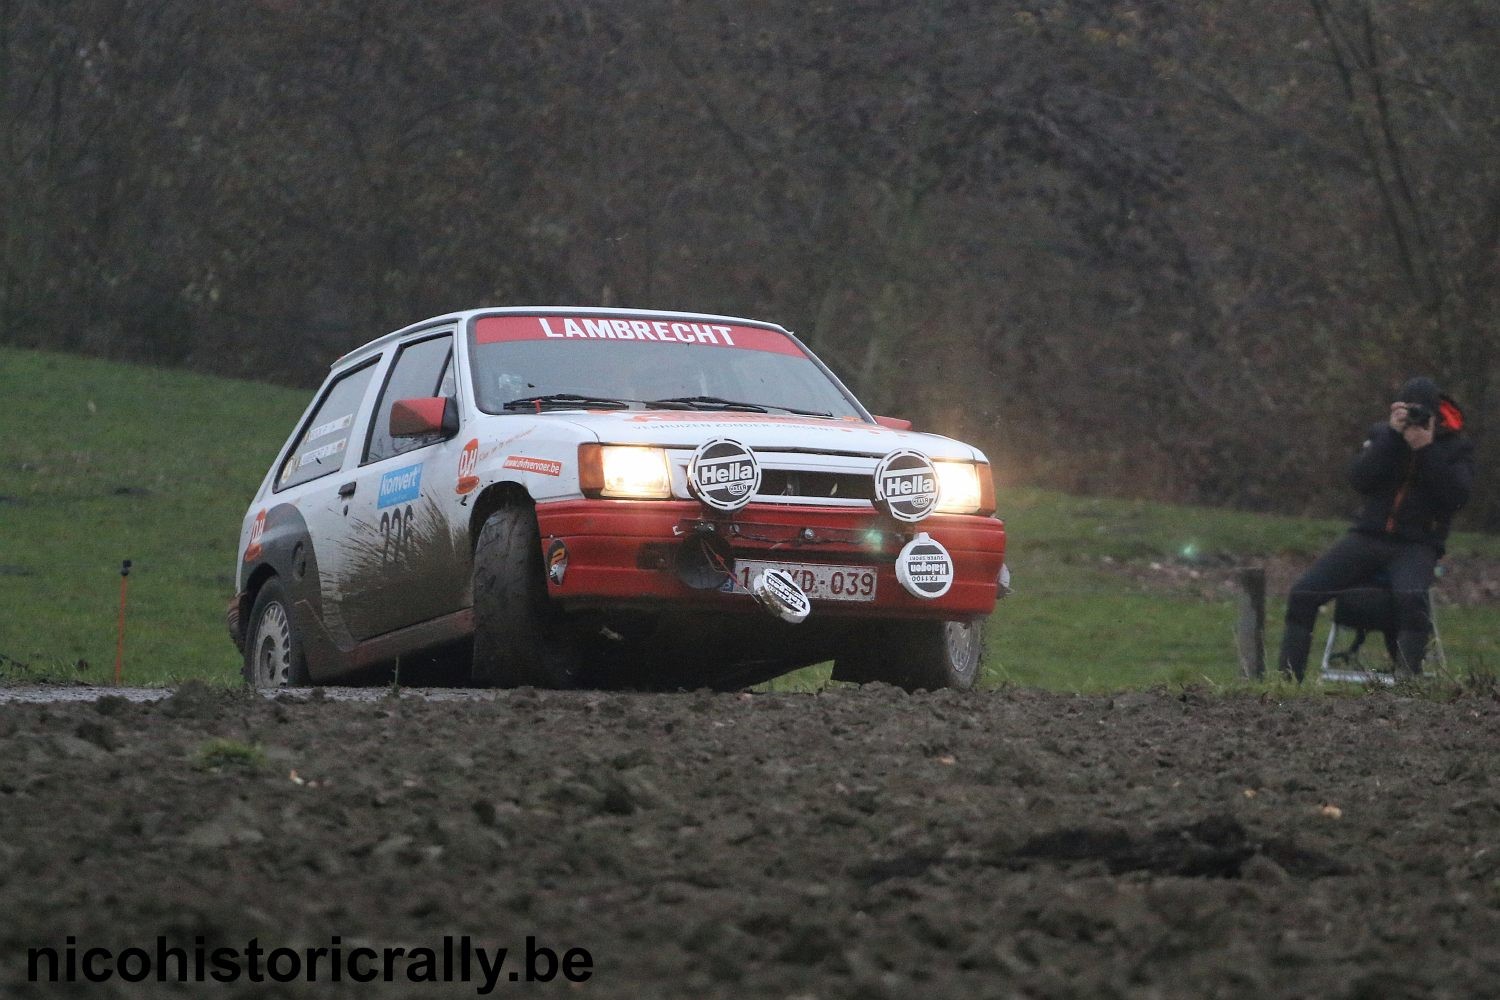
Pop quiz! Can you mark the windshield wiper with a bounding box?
[647,395,831,417]
[502,393,633,411]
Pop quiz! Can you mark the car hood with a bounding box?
[518,410,985,462]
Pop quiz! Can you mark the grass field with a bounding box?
[0,347,306,684]
[3,345,1497,690]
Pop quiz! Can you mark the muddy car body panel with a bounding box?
[233,307,1009,688]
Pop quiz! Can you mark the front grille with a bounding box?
[756,469,874,503]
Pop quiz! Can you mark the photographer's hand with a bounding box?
[1404,420,1434,450]
[1388,402,1410,432]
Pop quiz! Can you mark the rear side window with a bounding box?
[363,335,456,465]
[275,361,379,491]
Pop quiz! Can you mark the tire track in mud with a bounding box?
[2,683,1498,998]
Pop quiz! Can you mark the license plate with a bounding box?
[723,560,878,602]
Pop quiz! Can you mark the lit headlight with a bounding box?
[579,445,671,499]
[934,461,995,515]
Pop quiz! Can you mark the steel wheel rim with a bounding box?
[945,621,980,680]
[252,602,292,687]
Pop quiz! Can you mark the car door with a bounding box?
[261,357,384,653]
[337,330,469,641]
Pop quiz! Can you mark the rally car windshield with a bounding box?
[467,315,866,419]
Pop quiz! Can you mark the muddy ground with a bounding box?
[2,683,1499,999]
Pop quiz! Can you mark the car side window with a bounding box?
[275,361,379,492]
[363,335,455,465]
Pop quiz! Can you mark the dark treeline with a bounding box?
[3,0,1497,528]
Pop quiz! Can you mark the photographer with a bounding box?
[1278,376,1476,681]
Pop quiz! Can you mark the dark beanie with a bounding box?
[1398,376,1441,411]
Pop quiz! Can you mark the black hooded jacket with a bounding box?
[1348,377,1476,554]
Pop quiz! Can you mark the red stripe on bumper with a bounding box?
[534,499,1006,618]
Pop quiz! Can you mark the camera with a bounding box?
[1405,403,1433,429]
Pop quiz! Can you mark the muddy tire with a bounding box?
[471,504,580,688]
[242,577,311,688]
[832,619,983,692]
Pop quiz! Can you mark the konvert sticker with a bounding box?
[873,449,939,523]
[456,439,480,495]
[377,463,423,509]
[687,438,761,512]
[895,532,954,599]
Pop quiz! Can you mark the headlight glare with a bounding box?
[579,444,671,499]
[934,461,995,515]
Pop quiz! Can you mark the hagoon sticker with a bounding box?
[504,455,564,477]
[456,439,480,495]
[377,463,424,509]
[896,532,954,599]
[243,509,267,563]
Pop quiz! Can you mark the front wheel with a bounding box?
[471,504,580,688]
[832,619,984,692]
[243,577,311,688]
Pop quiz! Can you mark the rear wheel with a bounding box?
[471,504,580,688]
[832,619,983,692]
[242,578,311,688]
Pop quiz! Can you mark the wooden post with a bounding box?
[1235,566,1266,678]
[115,560,132,685]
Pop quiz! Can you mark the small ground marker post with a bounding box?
[1235,565,1266,678]
[115,559,132,686]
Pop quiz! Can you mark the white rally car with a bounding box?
[229,308,1009,691]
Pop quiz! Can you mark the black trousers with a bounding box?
[1284,531,1438,635]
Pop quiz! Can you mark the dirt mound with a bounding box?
[2,686,1498,997]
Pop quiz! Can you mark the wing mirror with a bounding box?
[873,415,913,431]
[390,396,459,438]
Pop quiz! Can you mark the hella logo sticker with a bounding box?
[873,449,939,522]
[688,438,760,512]
[895,532,954,599]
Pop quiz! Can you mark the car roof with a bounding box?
[332,306,796,369]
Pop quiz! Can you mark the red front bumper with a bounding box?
[534,499,1006,619]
